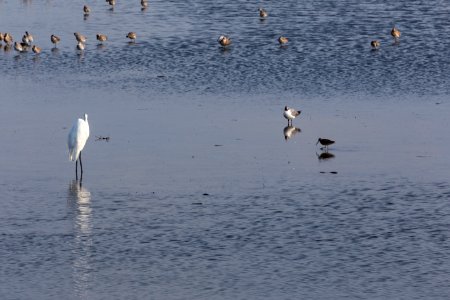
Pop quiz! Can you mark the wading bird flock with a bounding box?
[0,3,400,55]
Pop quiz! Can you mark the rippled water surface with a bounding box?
[1,1,450,299]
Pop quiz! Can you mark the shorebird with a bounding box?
[283,106,301,125]
[22,32,33,46]
[74,32,87,43]
[32,45,41,54]
[278,36,288,45]
[51,34,61,47]
[14,42,24,52]
[77,42,85,51]
[218,35,231,47]
[107,0,115,7]
[283,126,301,141]
[371,40,380,50]
[316,138,335,150]
[4,33,13,45]
[68,113,90,180]
[391,27,401,41]
[126,32,137,42]
[83,5,90,14]
[0,32,3,42]
[141,0,148,8]
[259,8,268,18]
[96,34,108,43]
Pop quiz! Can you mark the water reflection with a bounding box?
[96,44,106,51]
[283,125,301,141]
[68,180,92,299]
[317,151,335,160]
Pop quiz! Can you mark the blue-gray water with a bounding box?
[1,1,450,299]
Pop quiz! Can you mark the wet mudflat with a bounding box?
[1,0,450,299]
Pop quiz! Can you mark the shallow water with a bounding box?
[1,1,450,299]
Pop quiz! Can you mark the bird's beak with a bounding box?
[316,140,319,145]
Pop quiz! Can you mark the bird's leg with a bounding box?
[75,160,78,180]
[79,152,83,175]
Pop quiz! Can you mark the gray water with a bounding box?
[1,1,450,299]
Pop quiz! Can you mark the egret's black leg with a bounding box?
[79,152,83,175]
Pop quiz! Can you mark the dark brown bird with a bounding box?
[391,27,401,41]
[218,35,231,47]
[371,40,380,49]
[4,33,13,45]
[14,42,24,52]
[259,8,268,18]
[32,45,41,54]
[316,138,335,150]
[83,5,91,14]
[74,32,87,43]
[278,36,289,45]
[22,31,33,46]
[126,32,137,42]
[51,34,61,47]
[96,34,108,43]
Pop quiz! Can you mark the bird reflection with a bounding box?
[68,180,92,299]
[283,125,301,141]
[316,151,335,160]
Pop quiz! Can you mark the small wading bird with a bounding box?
[74,32,87,43]
[391,27,401,41]
[32,45,41,54]
[51,34,61,47]
[68,114,90,179]
[96,34,108,44]
[141,0,148,8]
[14,41,24,52]
[22,31,33,46]
[371,40,380,50]
[259,8,268,18]
[218,35,231,47]
[107,0,115,7]
[83,5,90,15]
[278,36,288,45]
[316,138,335,151]
[4,33,13,45]
[126,32,137,42]
[0,32,3,42]
[283,106,301,126]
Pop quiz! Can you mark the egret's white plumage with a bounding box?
[68,113,90,162]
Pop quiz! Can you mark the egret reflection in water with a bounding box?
[283,125,301,141]
[68,180,92,299]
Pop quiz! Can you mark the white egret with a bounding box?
[68,114,90,179]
